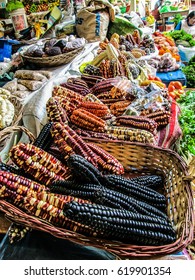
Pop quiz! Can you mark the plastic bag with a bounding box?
[124,11,144,28]
[124,87,169,116]
[178,45,195,62]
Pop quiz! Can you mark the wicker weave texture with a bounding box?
[0,140,194,258]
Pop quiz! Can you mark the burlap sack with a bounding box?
[76,0,115,42]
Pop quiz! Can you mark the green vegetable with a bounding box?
[182,57,195,88]
[169,30,195,47]
[188,55,195,65]
[177,90,195,159]
[188,39,195,47]
[6,0,24,12]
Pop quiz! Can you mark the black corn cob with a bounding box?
[104,174,166,210]
[49,181,167,220]
[33,122,53,151]
[66,154,104,185]
[129,175,164,190]
[48,184,100,202]
[48,183,135,211]
[64,201,176,245]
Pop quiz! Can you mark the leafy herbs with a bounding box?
[169,30,195,47]
[182,56,195,88]
[177,90,195,159]
[6,0,24,12]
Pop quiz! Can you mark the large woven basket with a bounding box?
[21,47,84,68]
[0,139,194,258]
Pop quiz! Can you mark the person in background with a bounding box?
[175,11,195,37]
[151,0,165,21]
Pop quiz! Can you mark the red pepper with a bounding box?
[169,81,183,90]
[168,84,175,92]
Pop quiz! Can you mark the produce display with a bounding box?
[23,36,86,58]
[49,74,173,145]
[80,32,157,82]
[153,31,180,62]
[167,81,185,100]
[23,0,60,14]
[0,18,194,259]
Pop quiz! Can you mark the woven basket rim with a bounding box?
[0,197,193,258]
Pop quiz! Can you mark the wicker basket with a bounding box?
[20,47,84,68]
[0,139,194,258]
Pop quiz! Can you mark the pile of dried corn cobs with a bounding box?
[0,115,176,246]
[48,74,171,145]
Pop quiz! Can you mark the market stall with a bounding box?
[0,0,194,261]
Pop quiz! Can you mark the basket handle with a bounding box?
[0,125,36,147]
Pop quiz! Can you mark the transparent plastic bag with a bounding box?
[124,87,170,116]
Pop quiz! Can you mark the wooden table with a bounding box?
[160,9,189,31]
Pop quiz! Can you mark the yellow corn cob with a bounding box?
[91,50,108,66]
